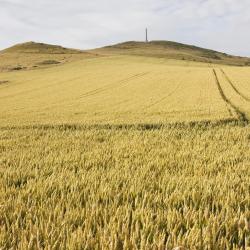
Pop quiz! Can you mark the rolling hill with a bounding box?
[1,40,250,73]
[0,42,99,72]
[1,41,83,54]
[93,40,250,66]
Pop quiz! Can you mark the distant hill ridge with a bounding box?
[0,42,95,72]
[108,41,231,56]
[1,40,250,66]
[1,41,83,54]
[95,40,250,66]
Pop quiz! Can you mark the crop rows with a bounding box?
[0,57,231,126]
[0,122,250,249]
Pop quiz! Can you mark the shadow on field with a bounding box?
[0,80,9,85]
[1,118,248,131]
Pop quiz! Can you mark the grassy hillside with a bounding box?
[0,42,99,72]
[0,41,250,249]
[94,41,250,66]
[1,40,250,73]
[2,41,83,54]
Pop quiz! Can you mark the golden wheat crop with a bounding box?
[0,123,250,249]
[0,55,250,249]
[0,56,237,126]
[222,67,250,95]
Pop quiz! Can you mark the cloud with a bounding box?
[0,0,250,56]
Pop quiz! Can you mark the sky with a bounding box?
[1,0,250,56]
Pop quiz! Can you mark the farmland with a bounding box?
[0,42,250,249]
[1,55,249,126]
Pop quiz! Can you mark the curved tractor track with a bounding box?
[220,69,250,102]
[213,69,248,123]
[79,72,150,99]
[143,81,183,110]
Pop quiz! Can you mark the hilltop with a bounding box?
[93,41,250,66]
[1,41,83,54]
[0,42,98,72]
[1,40,250,72]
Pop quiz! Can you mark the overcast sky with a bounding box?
[1,0,250,56]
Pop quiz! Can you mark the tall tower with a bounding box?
[146,28,148,43]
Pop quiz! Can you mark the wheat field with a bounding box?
[0,54,250,249]
[1,56,248,126]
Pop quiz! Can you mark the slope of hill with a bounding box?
[1,40,250,72]
[2,41,83,54]
[0,42,99,72]
[93,41,250,66]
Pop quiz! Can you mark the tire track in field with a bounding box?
[37,72,151,110]
[220,69,250,102]
[213,69,248,122]
[143,81,183,109]
[78,72,150,99]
